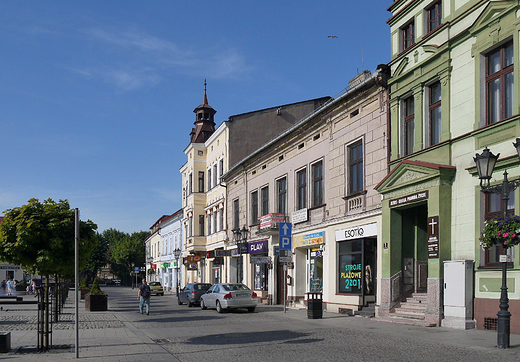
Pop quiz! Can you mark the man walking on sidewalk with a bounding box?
[137,279,151,315]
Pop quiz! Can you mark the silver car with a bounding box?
[200,283,257,313]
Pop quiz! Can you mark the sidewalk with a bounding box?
[1,287,519,361]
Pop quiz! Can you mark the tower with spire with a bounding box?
[190,80,216,143]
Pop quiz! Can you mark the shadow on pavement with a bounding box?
[187,330,312,345]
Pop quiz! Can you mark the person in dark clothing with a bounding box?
[137,279,151,315]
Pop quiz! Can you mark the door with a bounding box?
[401,204,428,296]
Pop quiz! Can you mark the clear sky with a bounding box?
[0,1,392,234]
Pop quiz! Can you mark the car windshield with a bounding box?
[222,284,250,291]
[149,282,161,286]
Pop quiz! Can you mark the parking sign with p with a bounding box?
[279,222,292,250]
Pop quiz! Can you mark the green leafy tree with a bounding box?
[0,198,97,349]
[83,232,110,281]
[107,230,148,283]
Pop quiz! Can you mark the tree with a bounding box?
[0,198,97,349]
[107,230,148,284]
[83,232,110,281]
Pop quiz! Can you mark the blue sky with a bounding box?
[0,1,391,233]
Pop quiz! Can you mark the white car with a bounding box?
[200,283,257,313]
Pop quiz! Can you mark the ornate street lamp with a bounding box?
[474,138,520,349]
[173,247,181,296]
[233,226,249,254]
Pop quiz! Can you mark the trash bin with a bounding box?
[307,292,323,319]
[0,332,11,353]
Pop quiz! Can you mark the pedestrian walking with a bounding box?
[7,280,12,296]
[137,279,151,315]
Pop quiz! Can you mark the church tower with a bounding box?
[190,80,216,143]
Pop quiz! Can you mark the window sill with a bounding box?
[343,190,367,200]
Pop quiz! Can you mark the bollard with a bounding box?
[0,332,11,353]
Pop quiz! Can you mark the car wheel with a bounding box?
[200,299,207,310]
[178,297,183,305]
[247,307,256,313]
[187,300,193,308]
[161,293,164,296]
[216,300,223,313]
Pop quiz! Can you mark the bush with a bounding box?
[89,278,106,295]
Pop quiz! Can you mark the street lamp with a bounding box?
[173,248,181,296]
[233,226,249,254]
[474,138,520,349]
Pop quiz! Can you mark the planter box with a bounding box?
[85,294,107,311]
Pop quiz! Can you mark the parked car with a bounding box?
[178,283,212,307]
[149,281,164,296]
[200,283,257,313]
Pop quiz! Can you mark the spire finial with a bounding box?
[203,79,208,105]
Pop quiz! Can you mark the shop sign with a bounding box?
[213,257,224,266]
[161,263,170,268]
[389,190,429,208]
[187,263,198,270]
[249,240,267,254]
[260,213,286,229]
[293,232,323,248]
[151,264,157,269]
[335,223,377,242]
[292,208,308,224]
[339,260,363,294]
[0,265,21,270]
[250,256,271,264]
[427,215,439,259]
[215,250,232,257]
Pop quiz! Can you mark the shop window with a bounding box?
[484,192,515,267]
[309,249,323,292]
[251,190,259,224]
[403,96,415,155]
[429,81,442,146]
[348,141,364,195]
[254,263,268,290]
[277,177,287,214]
[338,240,363,294]
[426,1,442,33]
[486,41,514,124]
[297,168,307,209]
[312,161,324,207]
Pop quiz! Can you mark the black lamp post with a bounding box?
[233,226,249,255]
[173,248,181,296]
[474,138,520,349]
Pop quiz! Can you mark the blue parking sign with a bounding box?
[279,222,292,249]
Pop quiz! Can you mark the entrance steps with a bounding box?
[373,293,437,327]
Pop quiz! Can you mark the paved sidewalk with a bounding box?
[1,286,519,361]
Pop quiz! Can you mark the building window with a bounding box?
[198,215,204,236]
[213,211,217,233]
[277,177,287,214]
[429,81,442,146]
[219,159,224,178]
[213,164,218,186]
[251,191,259,224]
[312,161,323,207]
[297,168,307,209]
[485,192,515,267]
[207,212,212,235]
[198,171,204,193]
[233,199,240,230]
[486,41,514,124]
[401,20,415,51]
[427,1,442,33]
[188,173,193,194]
[348,141,364,195]
[207,169,212,190]
[404,96,415,155]
[219,208,224,231]
[261,186,269,216]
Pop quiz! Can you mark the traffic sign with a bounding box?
[279,222,292,250]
